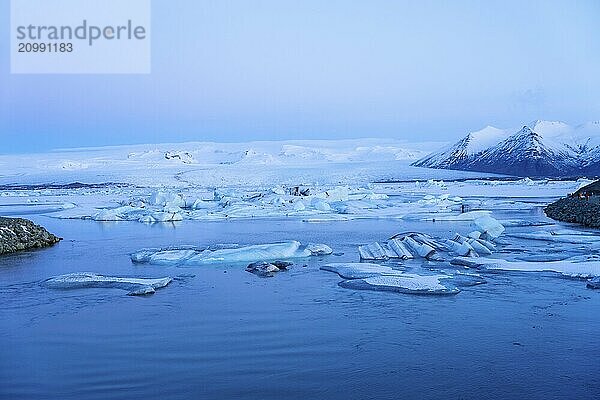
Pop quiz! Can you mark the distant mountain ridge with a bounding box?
[412,120,600,177]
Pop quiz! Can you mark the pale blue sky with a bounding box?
[1,0,599,153]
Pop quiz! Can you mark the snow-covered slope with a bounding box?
[413,126,511,169]
[413,121,600,177]
[3,138,484,188]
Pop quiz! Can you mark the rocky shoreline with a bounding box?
[544,197,600,228]
[0,217,61,255]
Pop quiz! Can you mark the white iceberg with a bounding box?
[149,249,197,265]
[293,200,306,211]
[339,274,459,295]
[311,198,332,211]
[473,216,505,240]
[132,241,331,266]
[445,234,492,256]
[92,205,141,221]
[466,238,493,256]
[186,241,310,265]
[93,209,124,221]
[401,236,436,258]
[306,243,333,255]
[324,186,350,202]
[445,237,475,257]
[358,242,393,260]
[358,239,414,260]
[44,273,172,296]
[191,199,216,210]
[149,191,186,208]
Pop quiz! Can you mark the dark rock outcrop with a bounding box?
[573,180,600,197]
[545,197,600,228]
[0,217,61,255]
[246,261,292,277]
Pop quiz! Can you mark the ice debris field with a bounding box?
[42,213,599,297]
[2,139,600,296]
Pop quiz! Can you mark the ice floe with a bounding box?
[43,182,500,224]
[507,229,600,244]
[306,243,333,256]
[43,273,172,296]
[451,256,600,279]
[339,274,459,295]
[358,239,414,260]
[359,216,504,261]
[321,263,460,295]
[131,241,330,266]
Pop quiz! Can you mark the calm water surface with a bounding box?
[1,215,599,399]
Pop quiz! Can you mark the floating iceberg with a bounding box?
[445,234,492,257]
[451,256,600,279]
[58,184,418,224]
[311,198,332,211]
[186,242,309,265]
[149,191,186,208]
[444,235,474,257]
[360,232,444,261]
[43,273,172,296]
[358,239,413,260]
[321,263,461,295]
[320,263,403,279]
[149,249,197,265]
[401,236,437,258]
[92,205,140,221]
[359,215,504,261]
[306,243,333,256]
[339,274,459,295]
[132,241,330,266]
[473,216,505,240]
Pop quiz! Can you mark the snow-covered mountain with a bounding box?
[413,121,600,177]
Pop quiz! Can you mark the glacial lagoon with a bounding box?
[1,197,600,399]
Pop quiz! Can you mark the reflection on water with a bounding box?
[1,214,599,400]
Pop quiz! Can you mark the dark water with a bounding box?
[1,216,599,400]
